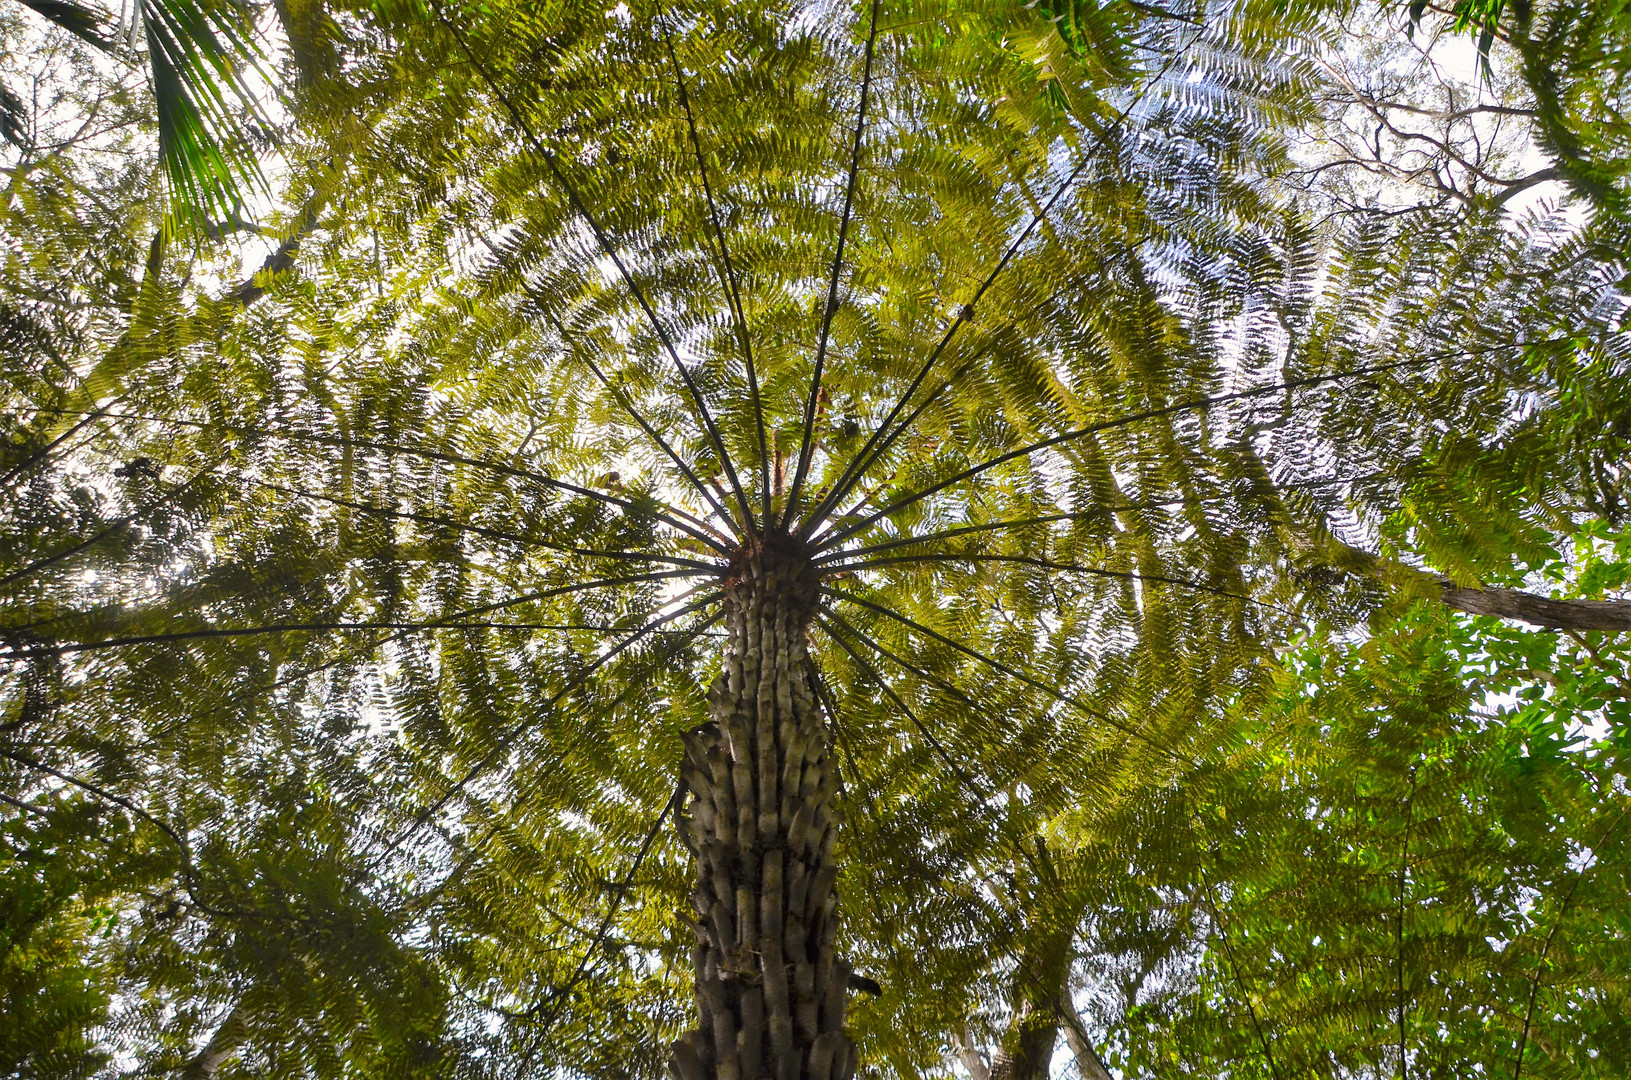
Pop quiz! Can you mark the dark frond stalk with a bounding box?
[817,609,979,717]
[660,20,772,521]
[257,480,720,571]
[1197,862,1283,1080]
[0,747,189,855]
[816,472,1390,564]
[670,539,857,1080]
[0,176,334,489]
[0,569,710,659]
[433,5,755,531]
[796,294,974,541]
[816,615,1092,1050]
[813,613,978,792]
[0,409,103,490]
[0,748,234,918]
[818,586,1153,747]
[783,0,882,531]
[297,430,734,552]
[380,595,724,862]
[30,406,735,553]
[814,512,1101,563]
[262,569,710,697]
[0,458,223,588]
[828,552,1257,605]
[804,350,983,533]
[524,785,681,1028]
[812,354,1447,553]
[534,309,741,544]
[403,612,732,925]
[1513,809,1626,1080]
[797,41,1202,539]
[1396,766,1417,1080]
[136,408,735,553]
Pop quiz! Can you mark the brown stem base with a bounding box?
[670,542,854,1080]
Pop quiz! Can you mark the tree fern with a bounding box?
[2,0,1628,1077]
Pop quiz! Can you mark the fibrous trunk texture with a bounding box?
[670,541,854,1080]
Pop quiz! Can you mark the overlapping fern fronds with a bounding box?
[2,0,1627,1076]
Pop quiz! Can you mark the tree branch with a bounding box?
[179,1003,248,1080]
[1057,991,1114,1080]
[1438,584,1631,631]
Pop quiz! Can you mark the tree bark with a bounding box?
[671,539,854,1080]
[988,925,1076,1080]
[179,1003,247,1080]
[1437,584,1631,631]
[1290,526,1631,632]
[988,1000,1060,1080]
[1230,446,1631,634]
[1057,993,1114,1080]
[953,1031,993,1080]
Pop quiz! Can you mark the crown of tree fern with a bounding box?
[2,0,1628,1077]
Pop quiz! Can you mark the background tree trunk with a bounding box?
[988,928,1073,1080]
[671,542,854,1080]
[1058,992,1115,1080]
[179,1004,247,1080]
[981,865,1114,1080]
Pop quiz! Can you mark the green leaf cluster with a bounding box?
[0,0,1627,1076]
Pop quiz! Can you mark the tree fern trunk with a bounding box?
[671,540,854,1080]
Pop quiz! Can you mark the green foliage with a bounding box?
[1406,0,1507,75]
[9,0,272,229]
[1093,603,1630,1079]
[0,0,1628,1076]
[0,798,125,1080]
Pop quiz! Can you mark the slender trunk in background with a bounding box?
[1058,992,1115,1080]
[671,538,854,1080]
[180,1003,247,1080]
[989,893,1110,1080]
[988,929,1072,1080]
